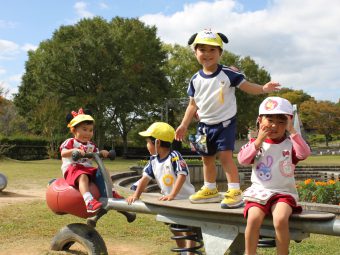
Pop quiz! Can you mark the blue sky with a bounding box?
[1,0,339,103]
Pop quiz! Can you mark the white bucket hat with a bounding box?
[259,97,293,116]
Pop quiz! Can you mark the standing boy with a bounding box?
[175,29,281,208]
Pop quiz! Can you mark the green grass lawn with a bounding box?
[300,155,340,165]
[0,156,339,254]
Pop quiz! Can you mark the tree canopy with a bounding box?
[14,17,170,152]
[300,100,340,146]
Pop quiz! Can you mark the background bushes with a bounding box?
[0,136,48,160]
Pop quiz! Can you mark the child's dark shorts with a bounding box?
[64,164,97,187]
[243,194,302,218]
[197,116,236,156]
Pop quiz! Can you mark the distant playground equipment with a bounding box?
[46,150,136,254]
[0,173,8,191]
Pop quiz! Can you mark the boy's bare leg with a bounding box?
[173,232,186,250]
[170,228,197,255]
[189,155,221,203]
[202,155,217,183]
[272,202,292,255]
[245,206,265,255]
[218,150,239,183]
[186,232,196,255]
[78,174,90,195]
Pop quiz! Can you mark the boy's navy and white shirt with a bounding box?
[188,64,245,125]
[142,151,195,199]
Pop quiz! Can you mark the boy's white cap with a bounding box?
[259,97,293,116]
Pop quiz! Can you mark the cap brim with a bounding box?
[138,131,151,137]
[68,115,94,127]
[260,111,293,115]
[193,41,222,47]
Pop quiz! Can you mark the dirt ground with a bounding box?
[0,186,152,255]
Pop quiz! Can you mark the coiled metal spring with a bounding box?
[169,224,204,254]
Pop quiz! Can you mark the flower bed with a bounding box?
[297,179,340,205]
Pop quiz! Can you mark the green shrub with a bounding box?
[0,136,48,160]
[137,158,202,167]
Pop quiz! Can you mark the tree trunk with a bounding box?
[122,133,128,156]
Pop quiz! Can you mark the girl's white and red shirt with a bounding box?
[238,133,311,203]
[60,138,99,176]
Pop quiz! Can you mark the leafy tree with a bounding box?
[0,85,5,116]
[14,17,170,153]
[14,17,121,144]
[272,88,313,107]
[162,44,200,98]
[231,56,271,137]
[300,100,340,147]
[104,18,170,152]
[160,44,198,129]
[0,99,29,136]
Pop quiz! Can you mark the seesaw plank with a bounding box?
[141,193,335,221]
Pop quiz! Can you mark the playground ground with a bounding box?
[0,156,339,255]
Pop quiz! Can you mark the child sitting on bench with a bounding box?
[238,97,311,255]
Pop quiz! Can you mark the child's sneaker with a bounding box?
[86,198,102,213]
[189,186,221,203]
[220,189,244,209]
[112,190,124,199]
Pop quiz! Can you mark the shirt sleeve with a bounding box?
[237,139,258,165]
[290,133,311,164]
[222,67,246,87]
[60,138,73,152]
[171,151,189,176]
[143,160,155,179]
[187,73,199,97]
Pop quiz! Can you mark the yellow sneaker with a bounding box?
[189,186,221,204]
[221,189,244,209]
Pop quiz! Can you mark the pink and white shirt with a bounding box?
[238,133,311,203]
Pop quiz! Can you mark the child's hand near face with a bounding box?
[286,115,296,135]
[254,121,270,150]
[257,123,270,141]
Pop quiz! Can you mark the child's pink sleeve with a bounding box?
[237,139,258,165]
[291,133,311,163]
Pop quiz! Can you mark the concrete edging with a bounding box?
[299,202,340,215]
